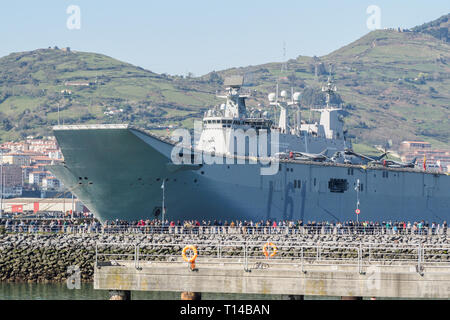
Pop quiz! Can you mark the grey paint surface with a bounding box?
[50,126,450,223]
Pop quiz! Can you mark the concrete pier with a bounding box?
[93,240,450,299]
[94,259,450,299]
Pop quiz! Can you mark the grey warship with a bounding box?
[49,77,450,222]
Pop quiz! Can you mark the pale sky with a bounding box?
[0,1,448,75]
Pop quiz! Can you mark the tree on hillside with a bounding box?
[208,71,223,84]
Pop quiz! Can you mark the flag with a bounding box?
[423,154,426,171]
[33,202,39,213]
[12,205,23,213]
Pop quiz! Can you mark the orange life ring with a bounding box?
[182,245,198,263]
[262,242,278,259]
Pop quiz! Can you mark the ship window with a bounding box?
[328,178,348,193]
[360,183,364,192]
[314,178,316,186]
[294,180,297,188]
[348,168,354,175]
[382,171,389,178]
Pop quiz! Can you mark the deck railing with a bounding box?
[2,224,448,236]
[95,240,450,274]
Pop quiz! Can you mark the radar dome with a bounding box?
[280,90,287,98]
[293,92,301,102]
[268,93,276,102]
[220,103,226,110]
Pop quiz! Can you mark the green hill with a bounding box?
[412,13,449,43]
[209,28,450,148]
[0,14,449,150]
[0,47,219,141]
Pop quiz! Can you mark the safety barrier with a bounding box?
[3,224,448,236]
[95,240,450,274]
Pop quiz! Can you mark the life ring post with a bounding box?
[262,242,278,259]
[182,245,198,268]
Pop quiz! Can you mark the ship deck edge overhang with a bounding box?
[52,124,449,177]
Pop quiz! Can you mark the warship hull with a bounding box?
[49,125,450,223]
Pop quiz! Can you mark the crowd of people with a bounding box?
[0,217,448,236]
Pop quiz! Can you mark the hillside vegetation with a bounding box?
[0,14,449,149]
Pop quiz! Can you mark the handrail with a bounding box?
[2,224,448,236]
[94,241,450,276]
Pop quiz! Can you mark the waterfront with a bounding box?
[0,283,339,300]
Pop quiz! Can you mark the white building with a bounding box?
[42,177,61,190]
[29,171,48,186]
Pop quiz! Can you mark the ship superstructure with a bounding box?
[197,76,348,157]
